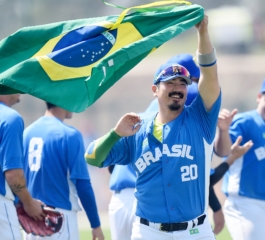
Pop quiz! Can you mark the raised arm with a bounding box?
[214,108,237,156]
[196,15,220,110]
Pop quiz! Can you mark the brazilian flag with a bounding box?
[0,0,204,112]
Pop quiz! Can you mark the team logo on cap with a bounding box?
[172,65,184,75]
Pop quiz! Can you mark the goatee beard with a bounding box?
[168,91,183,111]
[168,103,181,111]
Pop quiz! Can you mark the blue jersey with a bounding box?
[109,164,136,191]
[0,102,24,200]
[23,116,90,210]
[102,93,221,223]
[222,110,265,200]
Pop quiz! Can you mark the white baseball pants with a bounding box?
[224,195,265,240]
[131,215,215,240]
[0,194,22,240]
[109,188,136,240]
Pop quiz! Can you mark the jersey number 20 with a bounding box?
[28,137,44,172]
[181,164,198,182]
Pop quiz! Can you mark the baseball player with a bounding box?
[86,15,221,239]
[108,54,202,240]
[22,102,104,240]
[214,79,265,240]
[0,94,45,240]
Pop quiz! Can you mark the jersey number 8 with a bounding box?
[28,137,44,172]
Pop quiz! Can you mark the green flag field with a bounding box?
[0,1,203,112]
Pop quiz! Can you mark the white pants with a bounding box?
[109,188,136,240]
[0,195,22,240]
[224,196,265,240]
[24,208,79,240]
[131,215,215,240]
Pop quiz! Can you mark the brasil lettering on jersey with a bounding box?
[135,143,194,173]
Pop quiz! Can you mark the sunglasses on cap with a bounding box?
[154,64,192,85]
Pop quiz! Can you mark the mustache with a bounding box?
[168,91,184,98]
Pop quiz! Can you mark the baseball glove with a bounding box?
[16,204,64,236]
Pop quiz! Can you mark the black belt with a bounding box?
[140,214,206,232]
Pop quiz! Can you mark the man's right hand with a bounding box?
[23,198,46,221]
[195,14,209,35]
[114,113,141,137]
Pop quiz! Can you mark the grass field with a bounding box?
[80,229,111,240]
[80,225,232,240]
[216,225,232,240]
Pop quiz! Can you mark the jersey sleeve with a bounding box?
[66,130,90,180]
[102,137,132,167]
[85,129,121,167]
[75,178,101,228]
[2,113,24,171]
[210,162,229,187]
[85,130,132,167]
[189,91,222,144]
[209,187,221,212]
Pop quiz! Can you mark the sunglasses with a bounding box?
[154,64,191,85]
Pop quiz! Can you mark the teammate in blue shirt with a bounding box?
[23,102,104,240]
[86,15,221,239]
[214,79,265,240]
[0,94,45,240]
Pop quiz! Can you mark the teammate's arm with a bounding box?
[5,169,45,220]
[67,130,104,239]
[209,187,224,235]
[196,15,220,111]
[3,114,45,221]
[85,113,141,167]
[209,162,229,188]
[211,136,253,187]
[76,178,100,228]
[209,187,221,212]
[75,179,104,240]
[214,128,232,157]
[214,108,237,156]
[224,136,253,163]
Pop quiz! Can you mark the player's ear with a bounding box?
[152,84,158,97]
[257,93,263,104]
